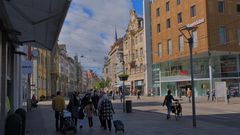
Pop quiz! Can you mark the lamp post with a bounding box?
[118,51,127,112]
[179,26,197,128]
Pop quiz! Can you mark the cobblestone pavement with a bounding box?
[25,97,240,135]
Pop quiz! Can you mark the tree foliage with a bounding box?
[94,78,110,89]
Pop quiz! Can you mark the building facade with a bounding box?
[151,0,240,97]
[123,10,146,95]
[58,44,69,96]
[67,57,77,94]
[107,38,124,92]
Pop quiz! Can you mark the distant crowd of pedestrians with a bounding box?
[51,89,115,132]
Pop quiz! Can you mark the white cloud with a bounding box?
[59,0,132,75]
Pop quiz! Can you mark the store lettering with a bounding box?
[187,18,205,27]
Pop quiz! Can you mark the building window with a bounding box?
[157,23,161,33]
[136,36,138,45]
[237,4,240,13]
[192,30,198,48]
[177,12,182,23]
[190,5,196,17]
[238,29,240,46]
[156,8,160,16]
[166,1,170,12]
[166,18,171,28]
[219,26,227,45]
[158,43,162,57]
[140,48,143,57]
[177,0,181,5]
[179,35,184,52]
[140,64,143,72]
[140,33,143,42]
[167,40,173,55]
[136,50,138,58]
[218,1,224,13]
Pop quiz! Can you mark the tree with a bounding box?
[94,78,110,90]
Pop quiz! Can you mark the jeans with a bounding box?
[166,103,172,118]
[55,111,63,131]
[88,117,93,127]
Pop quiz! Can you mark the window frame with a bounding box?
[179,35,184,52]
[157,43,162,57]
[190,5,196,17]
[237,3,240,13]
[157,23,161,33]
[218,0,225,13]
[192,30,198,48]
[166,18,171,29]
[177,0,181,5]
[177,12,182,23]
[156,7,160,16]
[167,39,173,55]
[219,26,227,45]
[166,1,170,12]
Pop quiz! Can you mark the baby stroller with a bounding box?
[62,110,77,134]
[171,100,182,120]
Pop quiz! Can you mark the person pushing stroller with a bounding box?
[162,90,178,119]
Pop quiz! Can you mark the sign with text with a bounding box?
[215,81,226,97]
[22,60,33,74]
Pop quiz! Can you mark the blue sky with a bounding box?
[59,0,143,76]
[132,0,143,16]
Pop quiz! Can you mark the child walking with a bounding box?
[84,101,95,128]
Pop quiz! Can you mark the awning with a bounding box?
[3,0,71,50]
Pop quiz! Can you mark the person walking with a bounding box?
[67,92,79,126]
[97,91,105,128]
[187,88,192,103]
[137,90,141,100]
[162,90,178,119]
[100,94,115,131]
[52,91,65,132]
[92,90,99,110]
[84,101,96,128]
[206,89,210,101]
[212,89,216,101]
[227,88,230,104]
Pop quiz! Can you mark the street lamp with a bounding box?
[179,26,197,128]
[118,52,127,112]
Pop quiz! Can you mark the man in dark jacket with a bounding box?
[92,90,99,109]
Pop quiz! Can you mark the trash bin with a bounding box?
[126,100,132,113]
